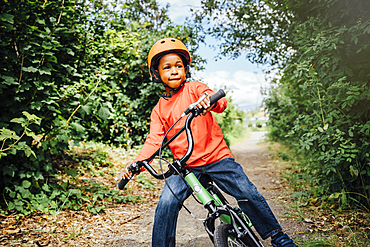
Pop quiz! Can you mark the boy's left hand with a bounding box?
[197,95,216,116]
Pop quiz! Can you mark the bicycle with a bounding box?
[115,89,264,247]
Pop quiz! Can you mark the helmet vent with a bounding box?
[171,39,176,42]
[161,40,165,44]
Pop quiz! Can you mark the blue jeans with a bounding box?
[152,158,282,247]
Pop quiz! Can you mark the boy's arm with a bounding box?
[123,109,164,179]
[134,108,164,162]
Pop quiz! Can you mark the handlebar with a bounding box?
[210,89,226,106]
[116,89,226,190]
[116,162,142,189]
[116,160,175,189]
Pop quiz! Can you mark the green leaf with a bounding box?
[328,192,340,200]
[354,36,358,45]
[2,165,18,177]
[33,171,44,180]
[98,106,111,120]
[23,145,36,158]
[42,183,50,192]
[64,167,77,177]
[60,182,68,190]
[25,130,41,142]
[0,13,14,24]
[23,111,41,123]
[23,66,38,73]
[71,122,85,132]
[39,67,52,75]
[348,130,354,137]
[0,128,17,141]
[36,18,45,25]
[1,75,18,85]
[21,189,31,199]
[22,180,32,189]
[66,49,75,56]
[10,118,27,125]
[9,190,16,198]
[81,104,93,115]
[8,202,15,211]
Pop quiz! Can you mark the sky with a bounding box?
[156,0,271,111]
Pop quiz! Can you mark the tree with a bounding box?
[195,0,370,207]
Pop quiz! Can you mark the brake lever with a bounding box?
[181,92,209,117]
[115,162,142,182]
[115,162,142,190]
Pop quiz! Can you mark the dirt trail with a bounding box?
[95,132,307,246]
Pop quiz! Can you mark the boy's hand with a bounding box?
[197,95,216,115]
[123,160,135,180]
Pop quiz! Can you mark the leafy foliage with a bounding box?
[0,0,202,215]
[264,0,370,208]
[196,0,370,208]
[214,95,247,147]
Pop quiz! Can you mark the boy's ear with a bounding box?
[150,67,162,83]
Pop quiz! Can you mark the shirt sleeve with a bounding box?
[135,107,164,163]
[195,82,227,113]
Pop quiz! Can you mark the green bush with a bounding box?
[214,96,247,146]
[0,0,202,215]
[263,0,370,208]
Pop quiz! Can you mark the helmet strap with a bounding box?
[160,81,185,99]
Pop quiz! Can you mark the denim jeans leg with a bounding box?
[152,174,192,247]
[191,158,282,240]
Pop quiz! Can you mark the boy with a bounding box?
[123,38,297,247]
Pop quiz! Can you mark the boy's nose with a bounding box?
[170,67,178,74]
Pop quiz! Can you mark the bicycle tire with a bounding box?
[214,223,262,247]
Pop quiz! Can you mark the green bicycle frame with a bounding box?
[184,172,231,224]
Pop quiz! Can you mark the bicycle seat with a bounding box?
[199,173,229,205]
[199,173,213,187]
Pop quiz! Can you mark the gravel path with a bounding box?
[95,132,307,246]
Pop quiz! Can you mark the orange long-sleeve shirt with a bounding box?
[135,81,233,167]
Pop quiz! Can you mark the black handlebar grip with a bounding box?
[210,89,226,105]
[117,177,130,190]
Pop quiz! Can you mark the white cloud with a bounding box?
[194,70,269,111]
[156,0,201,23]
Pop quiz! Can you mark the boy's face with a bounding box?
[156,53,186,93]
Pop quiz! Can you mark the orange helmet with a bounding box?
[148,38,191,83]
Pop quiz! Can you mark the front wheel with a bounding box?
[214,224,262,247]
